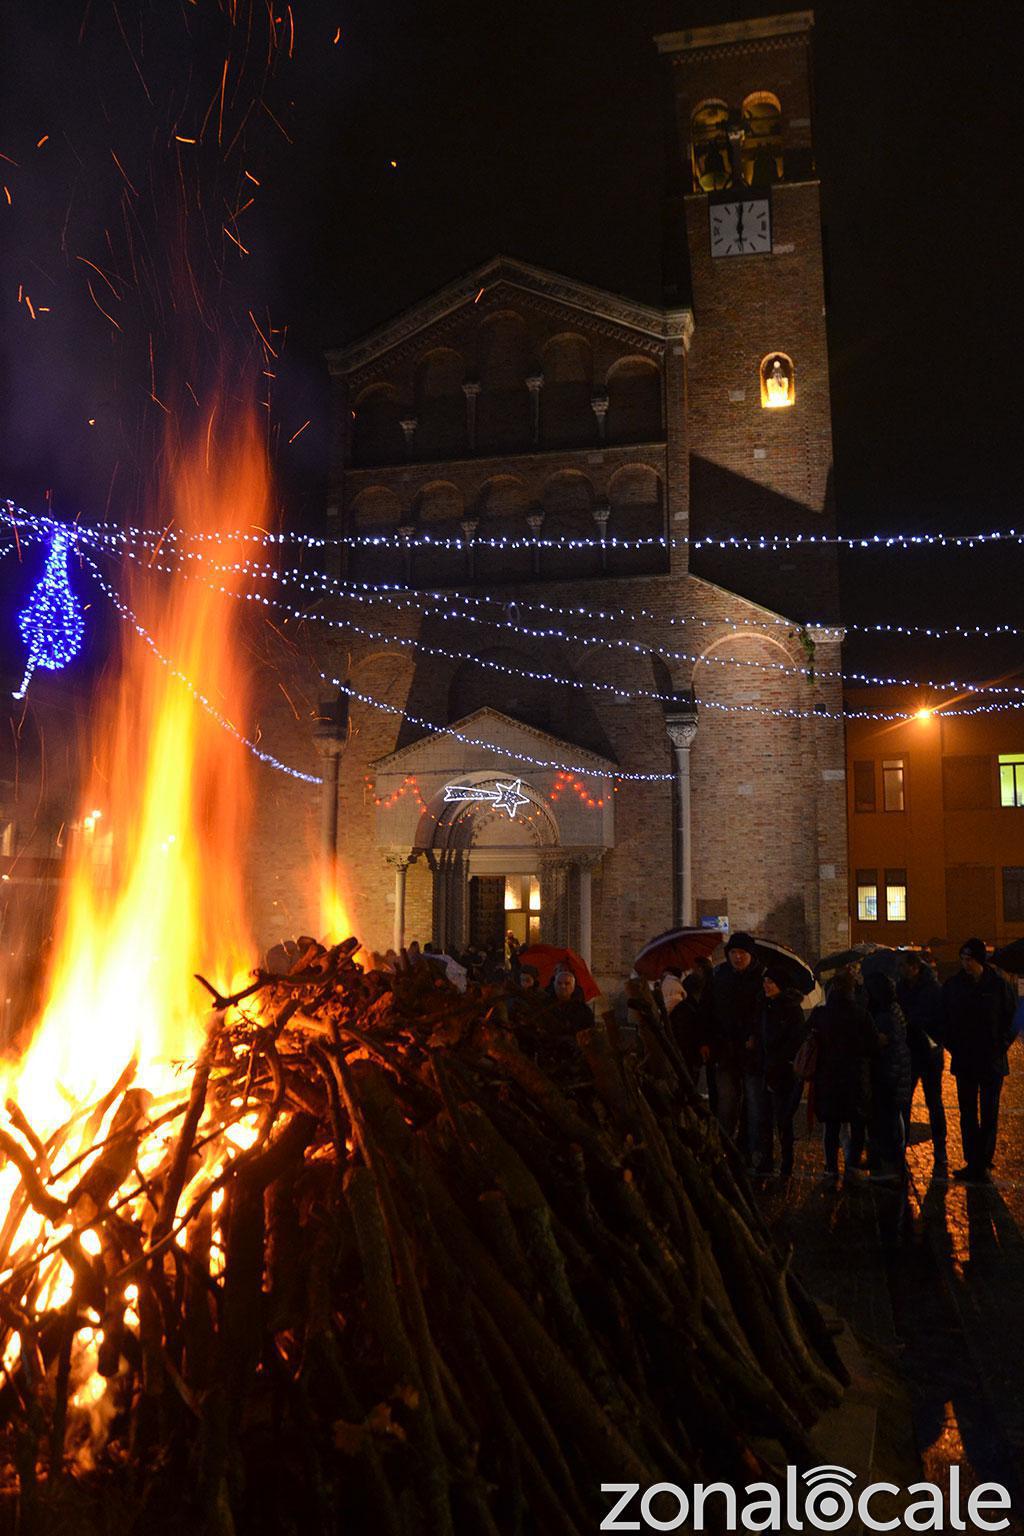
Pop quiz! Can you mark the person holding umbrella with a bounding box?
[864,972,913,1183]
[897,951,947,1176]
[702,932,766,1143]
[745,966,808,1178]
[942,937,1017,1183]
[811,968,880,1182]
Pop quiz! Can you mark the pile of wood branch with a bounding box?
[0,940,847,1535]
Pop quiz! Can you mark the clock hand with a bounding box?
[735,200,745,247]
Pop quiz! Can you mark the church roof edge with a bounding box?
[326,256,693,376]
[654,10,813,57]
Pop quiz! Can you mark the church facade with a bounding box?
[318,10,849,991]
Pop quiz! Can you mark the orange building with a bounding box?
[845,689,1024,956]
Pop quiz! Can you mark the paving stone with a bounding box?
[753,1040,1024,1530]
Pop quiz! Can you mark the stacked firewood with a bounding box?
[0,941,847,1535]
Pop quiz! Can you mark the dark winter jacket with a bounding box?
[942,966,1018,1079]
[752,989,807,1094]
[896,966,945,1071]
[865,975,913,1109]
[811,993,879,1122]
[704,957,766,1069]
[668,993,712,1076]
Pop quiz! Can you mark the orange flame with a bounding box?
[2,410,266,1144]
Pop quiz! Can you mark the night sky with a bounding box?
[0,0,1020,684]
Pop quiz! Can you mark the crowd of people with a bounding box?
[369,928,1020,1187]
[667,932,1019,1186]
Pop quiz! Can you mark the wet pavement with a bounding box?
[756,1039,1024,1526]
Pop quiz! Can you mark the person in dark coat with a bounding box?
[864,972,913,1182]
[702,931,765,1142]
[548,965,593,1030]
[897,952,947,1175]
[668,973,713,1083]
[744,967,807,1177]
[942,937,1017,1183]
[811,969,880,1178]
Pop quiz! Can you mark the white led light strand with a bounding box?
[101,537,1024,710]
[320,674,671,780]
[11,505,1024,643]
[81,556,323,786]
[10,501,1024,554]
[13,507,1024,714]
[75,547,1024,736]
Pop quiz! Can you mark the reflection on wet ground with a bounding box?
[758,1039,1024,1529]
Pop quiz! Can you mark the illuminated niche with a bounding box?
[760,352,795,409]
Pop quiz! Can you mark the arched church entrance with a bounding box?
[426,776,557,958]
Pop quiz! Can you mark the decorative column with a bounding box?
[526,373,544,447]
[592,501,610,570]
[538,853,569,949]
[526,511,544,576]
[397,523,415,583]
[386,851,419,952]
[314,695,349,929]
[399,416,418,458]
[462,380,481,452]
[665,698,699,927]
[591,394,609,445]
[461,518,479,579]
[574,853,601,968]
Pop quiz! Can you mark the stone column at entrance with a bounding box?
[313,695,348,904]
[665,700,699,927]
[575,853,601,967]
[386,852,419,952]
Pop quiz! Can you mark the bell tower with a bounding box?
[656,10,838,618]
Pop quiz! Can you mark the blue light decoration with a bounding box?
[13,532,85,700]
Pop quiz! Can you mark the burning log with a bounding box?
[0,942,847,1533]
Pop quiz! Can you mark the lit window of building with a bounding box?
[999,754,1024,808]
[856,870,878,921]
[882,759,905,813]
[885,869,908,922]
[760,352,794,408]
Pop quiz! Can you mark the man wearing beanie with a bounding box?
[702,932,765,1144]
[942,937,1017,1182]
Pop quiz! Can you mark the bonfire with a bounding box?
[0,420,846,1534]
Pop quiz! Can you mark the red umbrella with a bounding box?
[633,926,724,981]
[517,944,600,1002]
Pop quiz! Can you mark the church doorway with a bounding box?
[467,872,541,954]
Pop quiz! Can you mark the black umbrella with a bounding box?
[993,939,1024,976]
[859,947,905,980]
[755,938,816,996]
[815,942,877,978]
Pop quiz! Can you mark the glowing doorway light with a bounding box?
[442,777,530,820]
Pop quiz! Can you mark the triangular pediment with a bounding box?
[371,705,619,776]
[327,255,692,376]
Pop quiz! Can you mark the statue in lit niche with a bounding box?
[760,352,794,408]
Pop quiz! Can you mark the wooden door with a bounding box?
[468,876,505,955]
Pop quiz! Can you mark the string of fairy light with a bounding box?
[6,506,1024,791]
[97,534,1024,704]
[8,506,1024,553]
[9,502,1024,642]
[8,503,1023,699]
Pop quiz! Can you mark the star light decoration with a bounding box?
[13,532,85,700]
[443,778,531,819]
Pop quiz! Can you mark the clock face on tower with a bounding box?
[708,195,772,258]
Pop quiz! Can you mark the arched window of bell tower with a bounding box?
[741,92,783,185]
[690,98,730,191]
